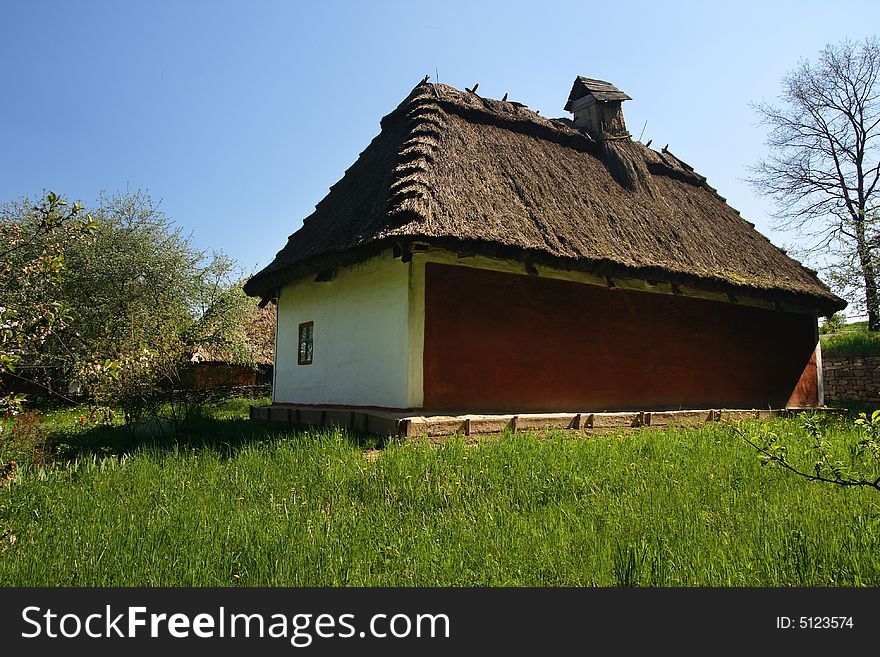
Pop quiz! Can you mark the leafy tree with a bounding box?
[0,192,96,413]
[58,191,266,426]
[61,191,203,370]
[750,37,880,329]
[819,311,846,334]
[3,189,269,430]
[189,272,276,368]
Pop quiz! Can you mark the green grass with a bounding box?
[821,320,880,356]
[1,400,879,586]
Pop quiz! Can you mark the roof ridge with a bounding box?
[383,81,598,154]
[390,82,725,196]
[385,84,445,223]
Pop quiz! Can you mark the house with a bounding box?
[244,76,846,434]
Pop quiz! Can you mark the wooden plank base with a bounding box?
[250,404,839,438]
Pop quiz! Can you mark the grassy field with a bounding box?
[821,320,880,356]
[1,399,879,586]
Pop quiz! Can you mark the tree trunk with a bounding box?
[865,270,880,331]
[856,229,880,331]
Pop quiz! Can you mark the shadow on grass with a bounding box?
[52,412,387,462]
[825,400,877,416]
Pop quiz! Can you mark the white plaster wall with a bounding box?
[274,251,412,408]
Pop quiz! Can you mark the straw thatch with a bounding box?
[244,79,845,315]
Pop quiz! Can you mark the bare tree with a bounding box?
[750,37,880,329]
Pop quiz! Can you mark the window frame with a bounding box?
[297,321,314,366]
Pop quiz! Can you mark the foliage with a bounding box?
[0,192,97,414]
[0,410,55,469]
[57,191,203,374]
[749,37,880,328]
[820,319,880,355]
[1,190,272,431]
[819,312,846,334]
[76,348,169,427]
[735,412,880,493]
[187,259,275,368]
[0,407,878,586]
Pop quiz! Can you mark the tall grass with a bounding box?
[821,320,880,356]
[1,404,878,586]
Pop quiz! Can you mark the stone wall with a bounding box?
[823,354,880,404]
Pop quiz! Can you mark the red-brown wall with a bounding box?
[181,363,258,390]
[423,263,818,413]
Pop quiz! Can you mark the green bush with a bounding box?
[820,312,846,334]
[0,410,56,468]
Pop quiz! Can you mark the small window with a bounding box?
[298,321,314,365]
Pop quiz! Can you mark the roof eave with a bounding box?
[243,236,845,316]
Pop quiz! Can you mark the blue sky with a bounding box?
[2,0,878,278]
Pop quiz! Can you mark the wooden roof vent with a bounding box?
[564,76,632,141]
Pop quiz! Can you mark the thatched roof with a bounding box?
[244,79,845,315]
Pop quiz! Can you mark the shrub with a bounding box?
[0,410,56,467]
[820,312,847,334]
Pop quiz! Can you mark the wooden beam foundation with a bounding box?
[249,404,840,438]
